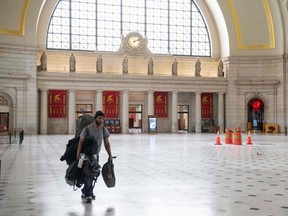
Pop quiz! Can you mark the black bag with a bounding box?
[102,160,116,188]
[60,136,80,165]
[82,155,101,181]
[82,137,98,156]
[82,126,106,156]
[65,159,84,188]
[60,127,96,165]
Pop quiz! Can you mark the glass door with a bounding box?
[178,105,189,131]
[0,113,9,132]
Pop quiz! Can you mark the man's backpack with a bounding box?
[75,114,94,137]
[60,114,94,165]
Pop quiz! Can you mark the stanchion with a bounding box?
[215,131,222,145]
[247,130,253,145]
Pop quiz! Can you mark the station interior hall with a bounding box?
[0,0,288,216]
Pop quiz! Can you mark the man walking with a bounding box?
[76,110,113,203]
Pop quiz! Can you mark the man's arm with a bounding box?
[103,137,112,160]
[76,137,85,159]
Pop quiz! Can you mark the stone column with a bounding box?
[172,91,178,133]
[195,92,202,133]
[40,88,48,134]
[148,90,154,115]
[218,92,224,133]
[122,90,129,134]
[68,89,76,134]
[190,93,196,132]
[15,87,25,130]
[12,103,16,130]
[96,90,103,112]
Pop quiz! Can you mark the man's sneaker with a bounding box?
[85,196,92,203]
[81,194,95,200]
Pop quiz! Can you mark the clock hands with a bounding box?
[127,33,143,50]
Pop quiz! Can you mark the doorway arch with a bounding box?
[247,98,264,132]
[0,92,15,131]
[0,94,10,131]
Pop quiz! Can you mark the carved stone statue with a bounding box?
[217,59,224,77]
[69,53,76,72]
[96,55,103,73]
[195,58,201,77]
[148,56,154,75]
[40,51,47,71]
[122,55,128,74]
[172,57,178,76]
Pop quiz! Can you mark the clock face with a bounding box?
[127,33,143,50]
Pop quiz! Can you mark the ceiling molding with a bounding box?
[227,0,275,49]
[0,0,30,36]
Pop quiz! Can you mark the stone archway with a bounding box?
[0,94,10,131]
[247,98,264,132]
[0,92,15,131]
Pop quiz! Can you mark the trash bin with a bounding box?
[225,128,233,144]
[233,128,242,145]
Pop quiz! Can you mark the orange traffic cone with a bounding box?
[215,131,222,145]
[247,130,253,145]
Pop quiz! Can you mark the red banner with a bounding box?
[201,93,213,118]
[48,90,67,118]
[103,91,119,118]
[154,92,168,118]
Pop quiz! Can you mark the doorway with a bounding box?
[0,113,9,132]
[178,105,189,131]
[248,98,264,132]
[129,105,142,133]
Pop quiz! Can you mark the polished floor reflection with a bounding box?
[0,133,288,216]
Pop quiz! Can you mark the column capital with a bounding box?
[39,88,48,92]
[218,91,226,95]
[68,89,76,93]
[95,89,103,93]
[122,89,129,94]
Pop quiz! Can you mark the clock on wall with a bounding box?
[126,32,145,51]
[117,32,150,55]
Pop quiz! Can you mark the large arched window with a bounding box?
[47,0,211,56]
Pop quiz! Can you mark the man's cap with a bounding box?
[94,110,105,119]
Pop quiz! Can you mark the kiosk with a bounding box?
[104,119,121,133]
[148,115,157,134]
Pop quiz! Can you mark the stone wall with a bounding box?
[0,45,38,134]
[226,56,284,132]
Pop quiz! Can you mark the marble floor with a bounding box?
[0,132,288,216]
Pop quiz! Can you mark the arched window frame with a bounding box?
[47,0,211,57]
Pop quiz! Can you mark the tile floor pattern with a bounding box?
[0,133,288,216]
